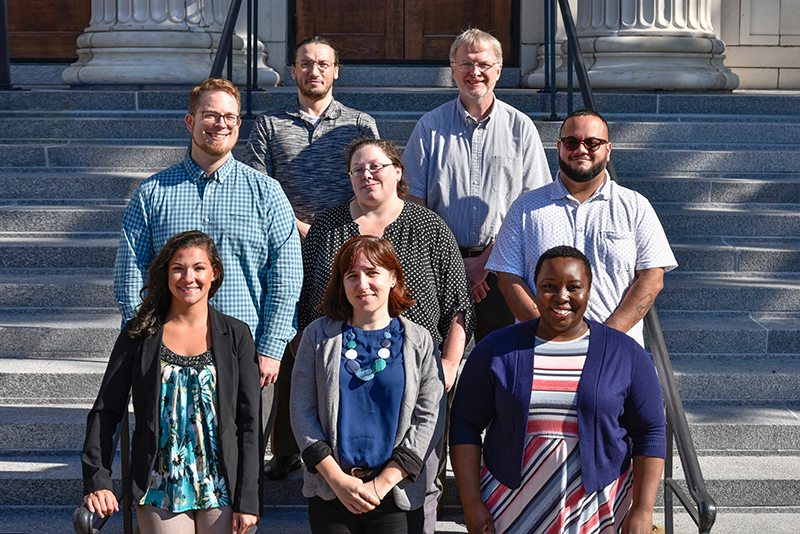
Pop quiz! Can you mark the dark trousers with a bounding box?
[308,496,424,534]
[473,272,516,343]
[271,345,300,457]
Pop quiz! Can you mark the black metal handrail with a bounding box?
[73,405,133,534]
[210,0,259,117]
[552,0,717,532]
[1,0,13,90]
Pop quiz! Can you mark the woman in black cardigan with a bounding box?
[82,230,261,534]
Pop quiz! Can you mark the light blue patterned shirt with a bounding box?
[402,97,552,248]
[113,154,302,360]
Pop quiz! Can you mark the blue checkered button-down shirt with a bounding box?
[113,155,303,360]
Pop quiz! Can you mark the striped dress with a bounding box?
[480,333,633,534]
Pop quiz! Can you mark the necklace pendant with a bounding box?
[372,359,387,373]
[377,347,391,359]
[355,367,375,381]
[344,349,358,360]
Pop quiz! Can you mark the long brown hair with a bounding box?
[319,236,415,321]
[127,231,224,338]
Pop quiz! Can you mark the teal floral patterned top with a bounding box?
[139,344,230,512]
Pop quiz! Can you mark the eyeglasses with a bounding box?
[453,61,499,73]
[199,111,241,127]
[348,162,395,178]
[296,60,335,72]
[559,136,608,152]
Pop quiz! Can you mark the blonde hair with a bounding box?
[449,28,503,64]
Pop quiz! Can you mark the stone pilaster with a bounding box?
[62,0,279,86]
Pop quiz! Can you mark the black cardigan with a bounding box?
[81,306,263,515]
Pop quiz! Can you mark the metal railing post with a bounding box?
[210,0,245,79]
[0,0,12,90]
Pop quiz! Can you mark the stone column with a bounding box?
[523,0,739,91]
[63,0,279,86]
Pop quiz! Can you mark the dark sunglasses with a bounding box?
[559,136,608,152]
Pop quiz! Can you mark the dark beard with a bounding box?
[557,154,606,183]
[297,81,329,101]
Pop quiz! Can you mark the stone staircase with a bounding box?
[0,88,798,533]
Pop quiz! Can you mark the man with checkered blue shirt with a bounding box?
[487,109,677,347]
[113,78,302,457]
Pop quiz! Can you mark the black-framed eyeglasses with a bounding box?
[452,61,499,73]
[296,60,335,72]
[199,111,241,127]
[559,136,608,152]
[348,162,394,178]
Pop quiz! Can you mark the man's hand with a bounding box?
[258,354,281,387]
[471,280,489,303]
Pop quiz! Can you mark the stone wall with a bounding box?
[719,0,800,89]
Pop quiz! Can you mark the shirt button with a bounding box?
[473,206,477,210]
[204,218,210,222]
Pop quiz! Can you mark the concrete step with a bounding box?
[655,203,800,237]
[2,505,798,534]
[1,401,794,458]
[681,402,800,454]
[672,359,800,403]
[0,404,92,453]
[0,238,118,268]
[0,357,107,404]
[0,271,115,309]
[0,312,120,358]
[0,205,125,233]
[3,88,800,119]
[0,172,147,200]
[670,237,800,273]
[0,143,188,171]
[654,311,800,358]
[659,273,800,312]
[621,174,800,204]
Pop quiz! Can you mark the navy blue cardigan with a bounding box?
[450,319,666,494]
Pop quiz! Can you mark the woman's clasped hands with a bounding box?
[328,470,381,514]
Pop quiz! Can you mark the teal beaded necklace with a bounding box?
[343,325,393,382]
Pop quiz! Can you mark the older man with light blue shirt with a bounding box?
[487,109,677,346]
[402,28,551,342]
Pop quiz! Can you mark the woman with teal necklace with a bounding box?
[291,236,445,534]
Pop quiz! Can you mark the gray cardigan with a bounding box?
[290,315,445,511]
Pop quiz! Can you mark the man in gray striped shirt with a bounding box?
[245,35,379,240]
[244,36,379,481]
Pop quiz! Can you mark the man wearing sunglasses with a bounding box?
[244,36,379,482]
[486,109,677,347]
[402,28,551,344]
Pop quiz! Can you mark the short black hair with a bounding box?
[534,245,593,287]
[559,108,609,139]
[293,36,340,65]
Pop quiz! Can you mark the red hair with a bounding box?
[320,236,416,321]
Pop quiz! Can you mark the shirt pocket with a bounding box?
[226,213,267,259]
[599,231,636,273]
[489,156,522,196]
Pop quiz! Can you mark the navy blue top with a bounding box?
[338,318,405,470]
[450,319,666,494]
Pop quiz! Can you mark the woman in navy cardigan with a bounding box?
[450,246,666,534]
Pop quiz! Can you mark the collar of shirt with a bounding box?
[455,96,495,127]
[553,170,612,203]
[286,98,341,122]
[182,153,235,184]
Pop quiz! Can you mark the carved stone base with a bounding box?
[523,35,738,91]
[62,30,280,86]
